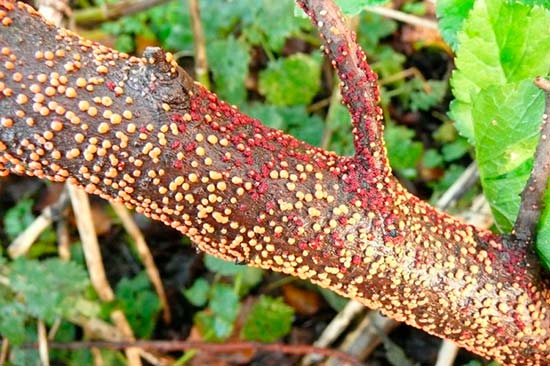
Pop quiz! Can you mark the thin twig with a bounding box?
[38,320,50,366]
[43,340,364,366]
[435,340,459,366]
[297,0,387,172]
[436,163,479,210]
[513,77,550,244]
[56,216,71,261]
[111,203,171,323]
[0,338,9,366]
[7,190,70,258]
[72,0,171,26]
[67,184,143,366]
[187,0,210,89]
[365,5,438,30]
[326,311,397,365]
[303,300,364,365]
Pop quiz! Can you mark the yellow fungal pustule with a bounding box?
[97,122,110,134]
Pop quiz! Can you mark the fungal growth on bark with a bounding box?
[0,1,549,365]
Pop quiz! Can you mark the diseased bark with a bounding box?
[0,1,549,364]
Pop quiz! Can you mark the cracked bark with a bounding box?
[0,1,549,365]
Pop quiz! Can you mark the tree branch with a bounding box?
[0,1,549,365]
[513,77,550,245]
[296,0,388,175]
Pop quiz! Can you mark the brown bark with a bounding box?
[0,1,549,364]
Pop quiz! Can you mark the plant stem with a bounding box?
[73,0,171,26]
[513,77,550,245]
[187,0,210,89]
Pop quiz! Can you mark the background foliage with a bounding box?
[1,0,549,365]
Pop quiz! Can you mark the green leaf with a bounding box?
[319,287,349,311]
[515,0,550,9]
[4,198,35,240]
[194,283,239,341]
[449,0,550,142]
[207,36,250,105]
[210,283,239,322]
[243,103,286,130]
[151,2,193,51]
[423,149,444,169]
[9,258,89,322]
[384,122,423,179]
[283,106,325,147]
[243,0,312,52]
[204,255,263,295]
[242,296,294,342]
[0,300,26,345]
[473,81,544,232]
[194,310,234,341]
[382,336,417,366]
[409,80,447,112]
[259,53,322,106]
[115,272,161,338]
[358,13,398,54]
[436,0,475,50]
[326,100,354,156]
[183,278,210,307]
[441,137,470,161]
[429,164,466,199]
[244,104,326,147]
[536,187,550,270]
[335,0,390,15]
[3,199,57,257]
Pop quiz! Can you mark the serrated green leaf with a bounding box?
[210,283,239,322]
[204,254,263,295]
[441,137,470,161]
[4,198,35,240]
[8,258,89,322]
[244,104,326,147]
[449,0,550,142]
[326,99,354,156]
[283,107,325,147]
[194,283,239,341]
[183,278,210,307]
[242,296,294,342]
[385,123,423,179]
[204,255,262,279]
[515,0,550,9]
[194,310,234,341]
[358,12,397,53]
[148,2,193,51]
[436,0,475,50]
[243,0,312,52]
[473,81,544,232]
[259,53,321,106]
[115,272,161,338]
[410,80,447,112]
[536,187,550,270]
[0,301,26,345]
[243,104,286,130]
[207,36,250,105]
[8,324,39,366]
